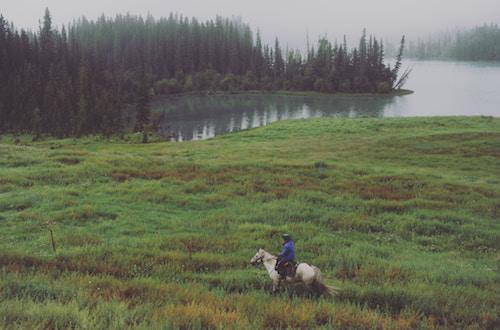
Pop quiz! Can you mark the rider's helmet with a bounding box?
[281,233,291,241]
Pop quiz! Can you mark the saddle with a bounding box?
[277,260,297,278]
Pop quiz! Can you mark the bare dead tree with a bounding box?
[394,66,413,90]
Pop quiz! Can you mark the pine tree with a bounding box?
[273,38,284,79]
[76,59,91,136]
[134,72,150,132]
[40,8,54,74]
[253,30,264,80]
[392,35,405,86]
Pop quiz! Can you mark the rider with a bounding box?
[275,233,295,279]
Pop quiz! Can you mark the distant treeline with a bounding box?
[0,9,405,137]
[406,24,500,61]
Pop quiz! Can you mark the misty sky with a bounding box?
[2,0,499,49]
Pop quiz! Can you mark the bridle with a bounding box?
[251,254,264,265]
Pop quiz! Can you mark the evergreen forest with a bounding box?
[406,23,500,61]
[0,9,404,137]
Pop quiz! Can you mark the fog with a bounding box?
[2,0,499,48]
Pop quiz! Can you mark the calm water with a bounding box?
[152,60,500,141]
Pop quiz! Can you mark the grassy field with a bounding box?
[0,116,499,329]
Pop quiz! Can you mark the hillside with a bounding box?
[1,116,499,328]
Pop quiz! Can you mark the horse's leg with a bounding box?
[272,279,280,295]
[304,278,318,298]
[311,281,321,298]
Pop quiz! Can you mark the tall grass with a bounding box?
[1,116,499,328]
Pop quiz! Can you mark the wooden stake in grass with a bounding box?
[180,238,195,259]
[43,221,57,255]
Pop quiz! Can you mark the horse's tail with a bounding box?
[312,265,340,297]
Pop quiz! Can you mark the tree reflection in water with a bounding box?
[152,94,397,141]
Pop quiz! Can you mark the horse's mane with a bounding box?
[260,249,275,260]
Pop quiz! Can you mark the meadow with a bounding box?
[0,116,499,329]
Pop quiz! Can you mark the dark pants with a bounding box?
[275,258,295,277]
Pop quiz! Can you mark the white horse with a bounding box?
[250,248,339,296]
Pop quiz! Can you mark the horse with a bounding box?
[250,248,339,296]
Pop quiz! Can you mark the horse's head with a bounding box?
[250,248,266,266]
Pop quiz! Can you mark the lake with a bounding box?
[152,60,500,141]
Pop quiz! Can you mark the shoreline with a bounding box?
[1,115,496,145]
[151,89,414,102]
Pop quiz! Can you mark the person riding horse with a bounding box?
[275,234,296,279]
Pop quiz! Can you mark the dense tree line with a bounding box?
[0,9,404,137]
[406,24,500,61]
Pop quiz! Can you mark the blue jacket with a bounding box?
[278,240,295,261]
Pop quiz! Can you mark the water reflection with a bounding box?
[152,61,500,141]
[152,93,397,141]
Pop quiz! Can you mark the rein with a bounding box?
[256,255,265,263]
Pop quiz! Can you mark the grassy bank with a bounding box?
[0,116,499,329]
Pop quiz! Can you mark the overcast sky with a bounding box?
[2,0,499,49]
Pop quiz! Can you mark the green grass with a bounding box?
[1,116,499,329]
